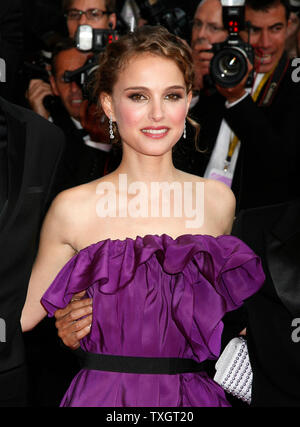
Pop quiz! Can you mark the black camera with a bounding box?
[210,0,254,88]
[23,52,51,83]
[135,0,190,40]
[22,31,66,85]
[63,25,119,101]
[74,25,119,53]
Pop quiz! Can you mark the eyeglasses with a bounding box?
[192,19,225,34]
[65,8,110,21]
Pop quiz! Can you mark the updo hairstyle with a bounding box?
[92,25,199,144]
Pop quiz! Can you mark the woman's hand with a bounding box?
[54,291,93,349]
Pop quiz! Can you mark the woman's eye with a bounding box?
[165,93,182,101]
[128,93,147,102]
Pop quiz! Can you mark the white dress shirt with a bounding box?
[203,73,264,185]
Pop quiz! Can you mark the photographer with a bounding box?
[64,0,116,38]
[46,39,121,194]
[26,0,117,121]
[191,0,228,90]
[190,0,300,210]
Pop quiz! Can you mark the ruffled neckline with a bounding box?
[42,231,265,361]
[77,233,227,254]
[73,233,243,283]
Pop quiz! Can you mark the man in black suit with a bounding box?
[0,0,65,407]
[189,0,300,210]
[0,97,65,406]
[229,199,300,406]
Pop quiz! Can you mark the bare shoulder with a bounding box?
[176,170,235,204]
[50,182,93,215]
[44,181,98,236]
[175,171,235,234]
[175,170,235,207]
[175,169,205,183]
[204,178,236,234]
[204,178,236,207]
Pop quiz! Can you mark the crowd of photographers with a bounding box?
[189,0,300,408]
[1,0,300,407]
[4,0,299,207]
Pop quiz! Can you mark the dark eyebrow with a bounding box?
[250,22,284,31]
[124,85,186,91]
[269,22,284,29]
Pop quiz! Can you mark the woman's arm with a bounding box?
[21,192,77,332]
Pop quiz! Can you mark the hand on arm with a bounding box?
[54,291,93,350]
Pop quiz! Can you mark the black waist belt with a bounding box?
[74,348,209,375]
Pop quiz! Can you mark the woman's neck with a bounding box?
[114,151,181,185]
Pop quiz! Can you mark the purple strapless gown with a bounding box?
[41,234,265,407]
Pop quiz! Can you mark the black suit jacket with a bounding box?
[0,97,64,403]
[190,54,300,211]
[231,199,300,406]
[53,126,121,193]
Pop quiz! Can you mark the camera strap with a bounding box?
[257,52,290,107]
[224,70,272,171]
[224,54,289,169]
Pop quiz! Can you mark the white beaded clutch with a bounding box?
[213,337,252,404]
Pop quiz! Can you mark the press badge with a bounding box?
[208,168,233,188]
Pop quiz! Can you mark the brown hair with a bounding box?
[62,0,116,12]
[245,0,290,20]
[93,25,199,145]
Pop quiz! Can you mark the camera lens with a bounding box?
[210,47,248,88]
[219,53,241,76]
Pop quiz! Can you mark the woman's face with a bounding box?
[102,54,192,157]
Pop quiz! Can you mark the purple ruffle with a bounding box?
[41,234,265,407]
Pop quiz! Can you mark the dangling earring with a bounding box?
[183,120,186,139]
[109,115,114,139]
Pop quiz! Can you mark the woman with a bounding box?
[21,25,265,407]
